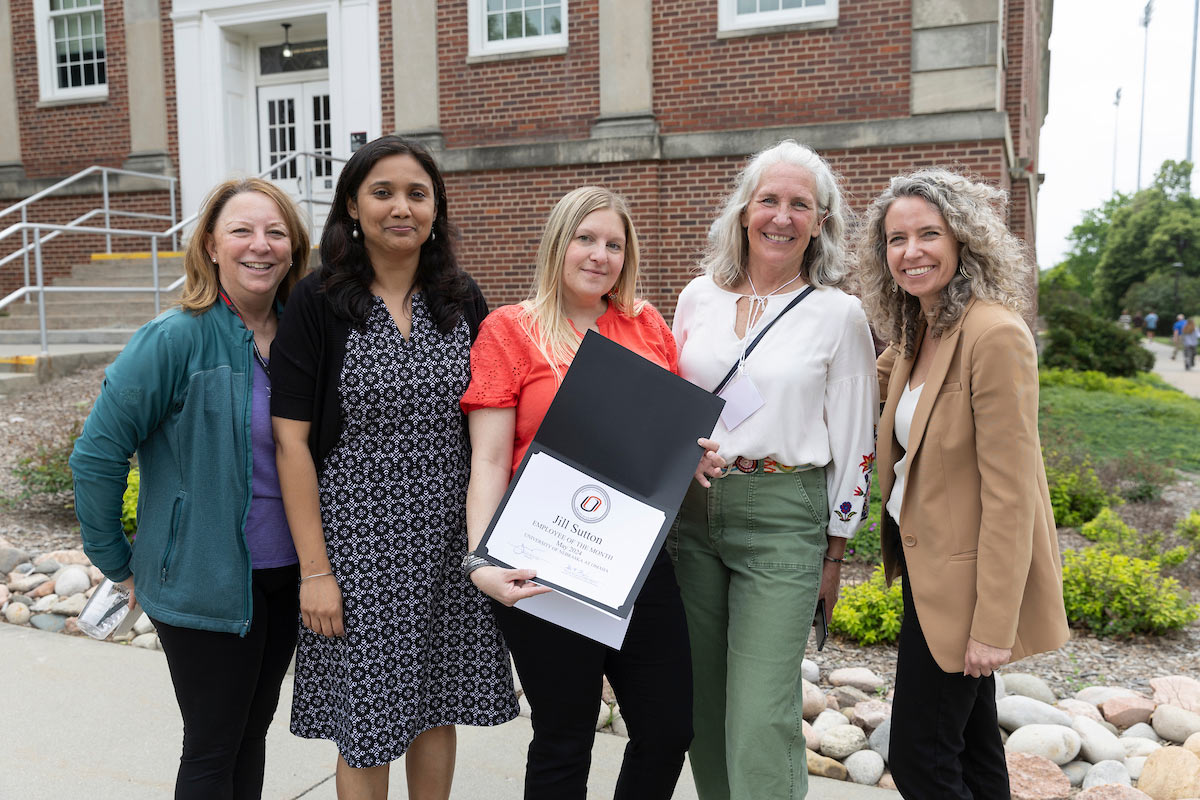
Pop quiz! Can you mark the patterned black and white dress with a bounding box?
[290,293,518,768]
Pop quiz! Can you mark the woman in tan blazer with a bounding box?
[855,169,1069,799]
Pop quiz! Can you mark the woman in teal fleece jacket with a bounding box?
[70,177,309,800]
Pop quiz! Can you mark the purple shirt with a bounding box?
[245,356,298,568]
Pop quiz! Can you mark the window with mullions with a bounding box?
[718,0,838,34]
[469,0,567,58]
[35,0,107,101]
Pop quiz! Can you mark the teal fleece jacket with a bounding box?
[71,302,259,635]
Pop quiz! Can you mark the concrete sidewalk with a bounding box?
[0,623,898,799]
[1146,338,1200,398]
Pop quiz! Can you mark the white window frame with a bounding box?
[717,0,838,35]
[468,0,568,59]
[34,0,109,103]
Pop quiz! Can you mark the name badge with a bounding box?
[717,374,764,431]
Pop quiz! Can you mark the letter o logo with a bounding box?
[572,484,611,524]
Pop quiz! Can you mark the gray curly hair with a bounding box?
[701,140,848,289]
[855,168,1032,357]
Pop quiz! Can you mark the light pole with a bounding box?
[1113,88,1122,194]
[1138,0,1153,190]
[1190,0,1199,164]
[1174,262,1184,316]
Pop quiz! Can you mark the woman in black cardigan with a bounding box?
[271,136,514,800]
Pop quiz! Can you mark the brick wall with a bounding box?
[450,141,1011,320]
[11,0,132,178]
[651,0,911,134]
[437,1,601,148]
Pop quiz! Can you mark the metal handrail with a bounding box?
[0,152,345,355]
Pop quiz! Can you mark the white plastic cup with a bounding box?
[76,579,141,640]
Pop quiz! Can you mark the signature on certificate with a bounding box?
[562,565,600,586]
[513,542,545,561]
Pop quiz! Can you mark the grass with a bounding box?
[1039,370,1200,472]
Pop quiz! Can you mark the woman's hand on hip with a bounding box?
[300,575,344,637]
[818,559,843,616]
[963,637,1011,678]
[470,566,553,607]
[693,437,725,488]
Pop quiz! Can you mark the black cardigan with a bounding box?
[270,270,489,468]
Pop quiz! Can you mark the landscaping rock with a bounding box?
[40,549,90,567]
[33,558,61,574]
[828,667,885,693]
[9,594,30,606]
[877,772,896,790]
[844,749,884,785]
[611,713,627,738]
[1060,698,1106,723]
[131,633,159,650]
[869,716,891,763]
[802,719,821,752]
[1150,676,1200,714]
[1102,694,1157,728]
[1005,751,1072,800]
[52,565,90,598]
[50,593,87,617]
[6,573,48,593]
[0,585,8,606]
[812,708,851,735]
[1135,746,1200,799]
[1125,756,1147,781]
[28,580,55,599]
[819,724,867,760]
[29,613,65,633]
[830,685,872,707]
[1005,673,1058,705]
[29,594,58,612]
[1122,737,1161,758]
[1082,760,1131,789]
[801,658,819,684]
[1152,704,1200,744]
[998,695,1073,730]
[995,672,1007,701]
[801,679,826,720]
[848,700,890,732]
[1122,723,1160,741]
[1075,786,1152,800]
[1077,687,1141,707]
[132,614,154,635]
[1074,716,1127,763]
[4,602,30,624]
[1005,724,1082,765]
[1062,760,1091,787]
[596,702,611,730]
[805,749,847,780]
[1186,731,1200,758]
[0,547,30,574]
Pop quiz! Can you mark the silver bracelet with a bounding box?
[462,552,491,576]
[301,571,334,582]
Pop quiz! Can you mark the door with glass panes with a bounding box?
[257,81,334,213]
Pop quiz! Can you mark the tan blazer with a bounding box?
[877,300,1069,673]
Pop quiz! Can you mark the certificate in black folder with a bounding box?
[475,330,724,647]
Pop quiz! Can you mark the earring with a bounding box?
[211,256,217,264]
[350,221,360,240]
[890,280,898,294]
[430,229,436,242]
[959,263,969,280]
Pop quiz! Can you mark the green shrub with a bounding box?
[1043,448,1118,528]
[121,467,139,542]
[11,423,80,501]
[1061,546,1199,636]
[1080,507,1190,567]
[1177,511,1200,547]
[830,565,903,644]
[1039,367,1184,401]
[1042,307,1154,377]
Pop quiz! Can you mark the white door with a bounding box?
[257,81,335,226]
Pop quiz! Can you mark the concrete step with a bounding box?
[0,313,156,330]
[0,371,39,397]
[52,274,184,287]
[2,298,169,316]
[0,329,136,345]
[0,344,121,397]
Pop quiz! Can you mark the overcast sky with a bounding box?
[1037,0,1198,268]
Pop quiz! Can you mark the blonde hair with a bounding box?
[854,168,1032,357]
[180,178,310,312]
[701,139,848,289]
[519,187,643,380]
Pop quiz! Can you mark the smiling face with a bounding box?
[205,191,293,307]
[560,208,626,311]
[741,162,824,278]
[883,195,962,313]
[347,153,435,267]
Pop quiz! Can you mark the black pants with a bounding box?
[889,554,1009,799]
[152,564,300,800]
[492,552,694,800]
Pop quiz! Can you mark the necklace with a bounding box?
[217,285,272,386]
[737,269,803,375]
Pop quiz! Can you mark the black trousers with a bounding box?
[152,564,300,800]
[889,554,1009,800]
[492,551,694,800]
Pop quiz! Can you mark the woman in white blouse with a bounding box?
[670,140,877,800]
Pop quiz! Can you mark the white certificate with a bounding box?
[482,451,666,613]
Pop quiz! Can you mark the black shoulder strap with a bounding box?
[713,285,816,396]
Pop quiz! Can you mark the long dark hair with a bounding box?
[319,136,470,333]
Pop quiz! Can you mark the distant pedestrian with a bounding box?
[1173,313,1187,359]
[1145,310,1159,339]
[1183,319,1198,370]
[1118,308,1132,330]
[1132,311,1144,331]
